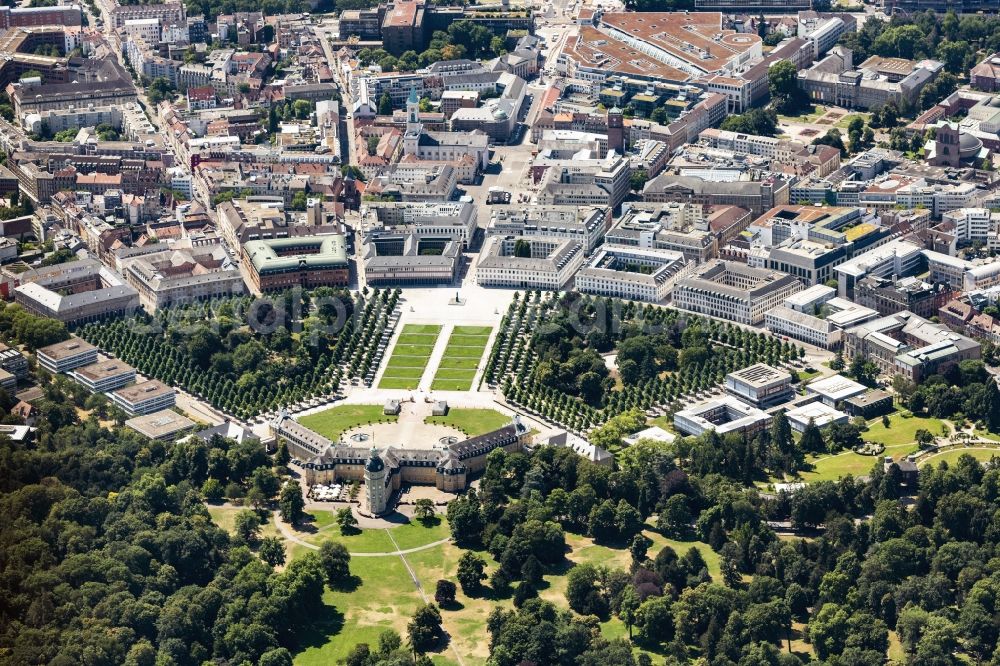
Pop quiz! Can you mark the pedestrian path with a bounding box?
[271,512,450,557]
[418,323,454,391]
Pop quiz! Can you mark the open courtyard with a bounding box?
[295,402,513,448]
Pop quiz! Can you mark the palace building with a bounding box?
[270,411,531,515]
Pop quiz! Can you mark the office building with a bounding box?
[122,243,244,312]
[806,374,867,408]
[724,363,793,409]
[941,208,998,244]
[643,173,790,217]
[362,200,477,247]
[561,11,761,85]
[0,343,28,380]
[14,260,139,324]
[854,275,947,318]
[674,395,772,437]
[488,205,609,254]
[70,359,136,394]
[126,409,196,441]
[606,202,751,263]
[833,239,925,299]
[785,402,849,433]
[109,379,176,417]
[971,52,1000,93]
[798,48,943,111]
[363,232,462,286]
[36,338,98,374]
[842,389,893,419]
[764,287,878,350]
[672,260,802,325]
[844,311,980,382]
[381,0,424,56]
[575,245,688,303]
[476,236,585,290]
[242,235,349,293]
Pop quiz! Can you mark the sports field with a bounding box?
[430,326,492,391]
[378,324,442,389]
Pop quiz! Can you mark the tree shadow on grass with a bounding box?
[294,518,320,535]
[331,574,362,593]
[438,599,465,612]
[415,515,442,528]
[481,584,513,602]
[294,602,345,651]
[425,629,455,661]
[545,558,574,579]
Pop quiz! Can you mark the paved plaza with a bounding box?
[341,400,465,451]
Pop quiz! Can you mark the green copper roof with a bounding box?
[244,235,348,275]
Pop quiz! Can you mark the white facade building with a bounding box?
[674,395,772,437]
[672,260,803,325]
[575,245,688,303]
[476,236,585,290]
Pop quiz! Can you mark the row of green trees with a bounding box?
[487,292,803,432]
[77,289,401,418]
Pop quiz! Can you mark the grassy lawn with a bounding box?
[430,326,492,391]
[294,555,425,665]
[404,324,444,334]
[887,630,905,663]
[834,112,870,129]
[381,365,425,379]
[397,333,440,345]
[565,526,721,580]
[388,344,437,357]
[431,379,477,391]
[435,357,479,369]
[433,368,480,380]
[863,413,945,447]
[789,622,814,661]
[298,404,397,442]
[453,325,493,336]
[917,447,1000,468]
[796,414,946,481]
[799,450,889,482]
[648,415,674,431]
[449,335,491,345]
[379,324,443,390]
[208,506,290,562]
[797,368,822,384]
[385,519,451,551]
[303,525,395,550]
[777,104,823,123]
[426,407,511,436]
[407,543,500,664]
[291,518,720,666]
[303,510,338,532]
[302,519,449,552]
[378,377,421,389]
[295,538,492,665]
